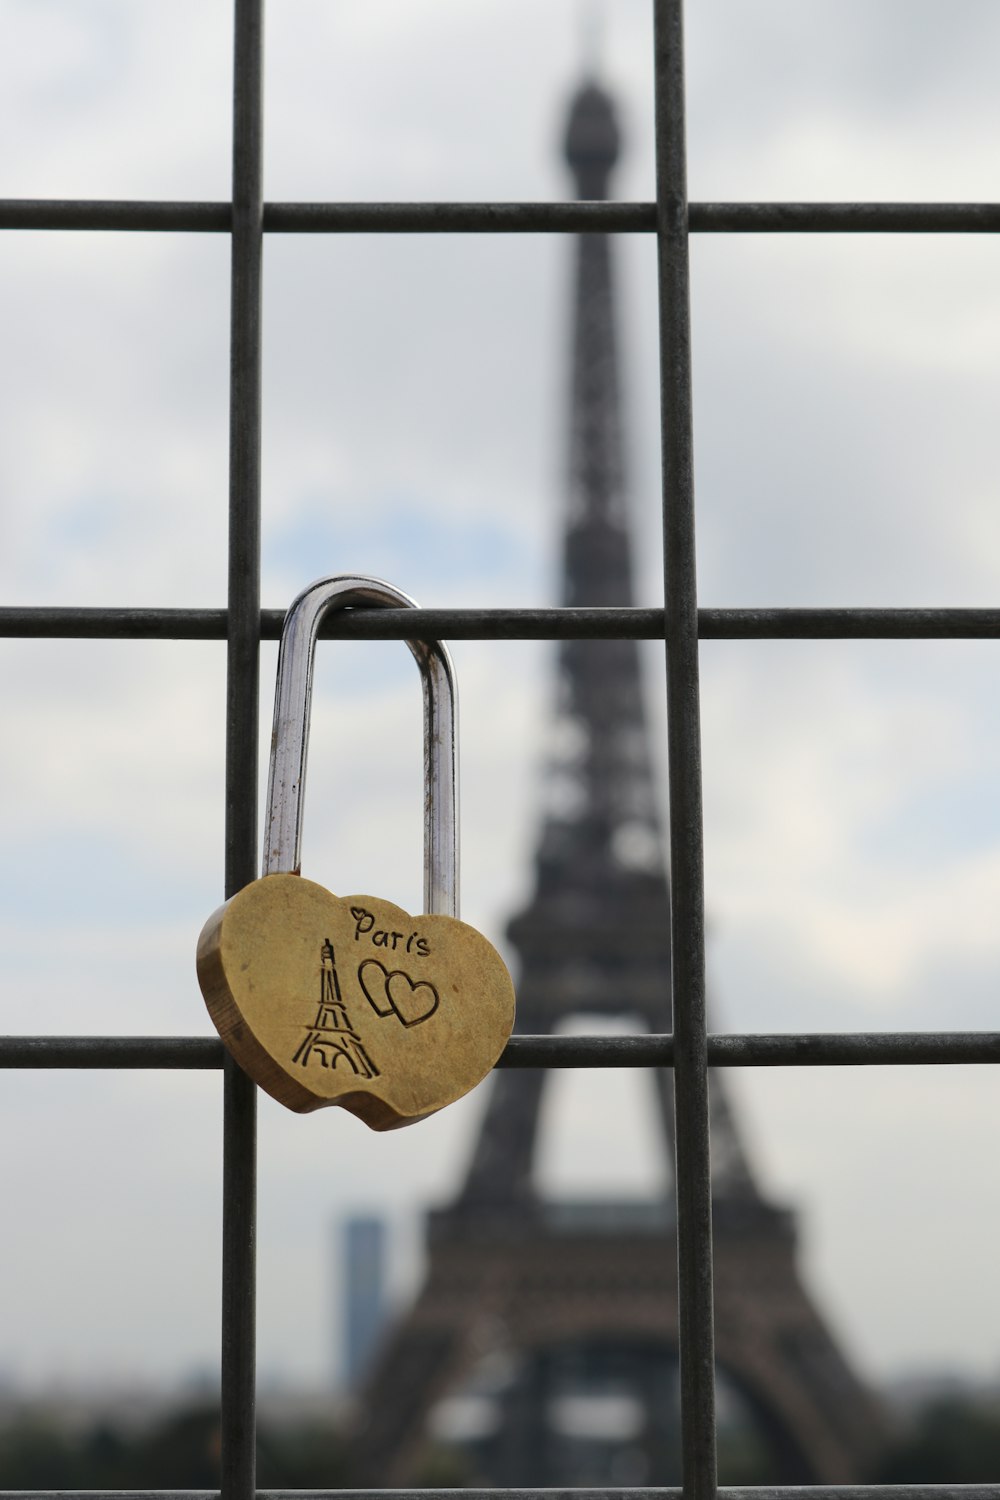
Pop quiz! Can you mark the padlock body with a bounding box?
[198,873,515,1128]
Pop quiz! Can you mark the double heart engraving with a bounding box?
[358,957,439,1028]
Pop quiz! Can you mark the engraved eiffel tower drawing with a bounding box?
[293,940,378,1077]
[348,75,887,1485]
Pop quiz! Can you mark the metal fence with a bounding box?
[2,2,1000,1498]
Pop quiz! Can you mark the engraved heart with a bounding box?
[359,959,440,1027]
[386,968,439,1026]
[357,958,395,1018]
[197,873,515,1129]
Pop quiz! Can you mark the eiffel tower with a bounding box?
[349,75,887,1486]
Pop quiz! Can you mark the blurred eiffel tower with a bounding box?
[349,75,886,1486]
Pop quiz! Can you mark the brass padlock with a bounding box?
[197,574,516,1128]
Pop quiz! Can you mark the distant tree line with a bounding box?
[2,1390,999,1487]
[0,1402,349,1488]
[874,1395,1000,1484]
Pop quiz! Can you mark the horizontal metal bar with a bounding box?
[0,607,233,638]
[266,1490,1000,1500]
[266,201,656,233]
[1,1487,996,1500]
[2,199,999,235]
[714,1032,1000,1066]
[502,1033,1000,1067]
[699,607,1000,640]
[0,606,663,640]
[501,1035,680,1067]
[693,202,1000,234]
[273,202,1000,235]
[3,606,1000,642]
[0,199,651,234]
[0,200,231,232]
[3,1032,997,1070]
[0,1037,224,1068]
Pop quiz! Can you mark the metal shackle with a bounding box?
[262,574,459,919]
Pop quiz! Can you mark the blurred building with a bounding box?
[341,1215,387,1392]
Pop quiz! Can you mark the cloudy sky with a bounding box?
[2,0,1000,1402]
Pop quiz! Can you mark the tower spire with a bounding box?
[541,76,662,886]
[577,0,607,86]
[564,74,619,199]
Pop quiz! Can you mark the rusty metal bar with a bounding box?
[220,1,265,1497]
[4,199,1000,234]
[6,605,1000,641]
[2,1031,999,1070]
[654,1,718,1495]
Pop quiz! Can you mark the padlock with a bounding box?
[197,574,516,1129]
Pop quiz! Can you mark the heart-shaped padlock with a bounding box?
[197,575,515,1129]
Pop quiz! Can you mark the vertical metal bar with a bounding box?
[222,0,264,1496]
[653,2,719,1497]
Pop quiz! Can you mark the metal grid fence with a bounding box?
[3,2,999,1498]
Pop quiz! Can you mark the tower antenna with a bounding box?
[579,0,606,80]
[578,0,611,78]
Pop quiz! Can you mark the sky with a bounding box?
[2,0,1000,1402]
